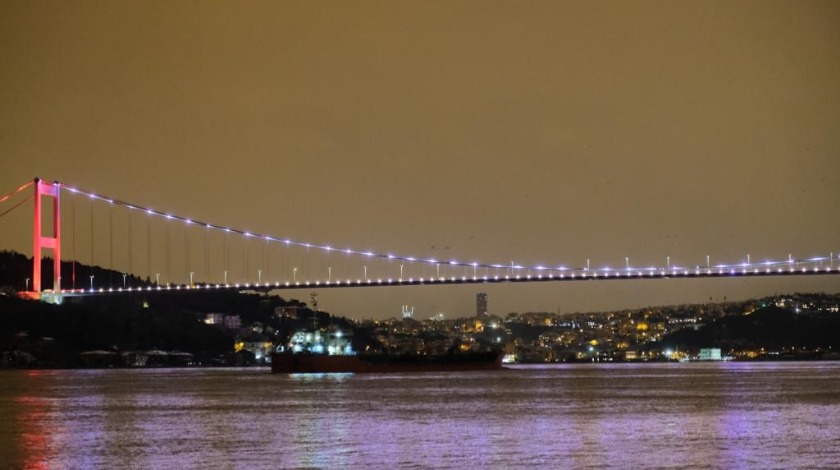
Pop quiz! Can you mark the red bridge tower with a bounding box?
[31,178,61,294]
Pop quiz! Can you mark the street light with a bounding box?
[223,270,228,285]
[257,269,261,284]
[189,271,194,286]
[155,272,160,286]
[328,267,332,282]
[293,267,298,283]
[122,273,127,288]
[25,277,30,291]
[89,275,95,290]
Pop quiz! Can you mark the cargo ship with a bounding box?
[271,349,504,374]
[270,327,504,374]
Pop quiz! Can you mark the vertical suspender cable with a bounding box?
[90,197,94,276]
[109,201,113,287]
[185,222,189,285]
[283,241,288,282]
[244,235,249,283]
[146,213,151,284]
[71,191,76,290]
[165,221,170,285]
[128,207,132,284]
[204,225,209,284]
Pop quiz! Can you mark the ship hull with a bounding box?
[271,350,504,374]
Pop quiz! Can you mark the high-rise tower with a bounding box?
[476,292,488,319]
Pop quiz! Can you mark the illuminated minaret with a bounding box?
[402,305,414,319]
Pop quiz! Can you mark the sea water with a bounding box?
[1,362,839,469]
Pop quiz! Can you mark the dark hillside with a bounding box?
[660,305,840,353]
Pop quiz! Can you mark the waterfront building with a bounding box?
[699,348,722,361]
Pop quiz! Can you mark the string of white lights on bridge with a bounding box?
[52,265,839,297]
[57,180,836,272]
[2,178,838,296]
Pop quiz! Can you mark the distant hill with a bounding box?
[0,250,363,367]
[0,293,233,365]
[0,249,148,293]
[660,305,840,353]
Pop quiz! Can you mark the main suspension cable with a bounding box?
[0,194,33,220]
[0,180,34,206]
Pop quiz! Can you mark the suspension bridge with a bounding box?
[1,177,837,301]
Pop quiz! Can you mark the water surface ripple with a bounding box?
[2,362,839,469]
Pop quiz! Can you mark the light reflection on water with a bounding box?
[1,363,840,469]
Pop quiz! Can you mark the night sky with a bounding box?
[1,1,838,319]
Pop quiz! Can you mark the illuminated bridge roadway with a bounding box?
[1,178,837,300]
